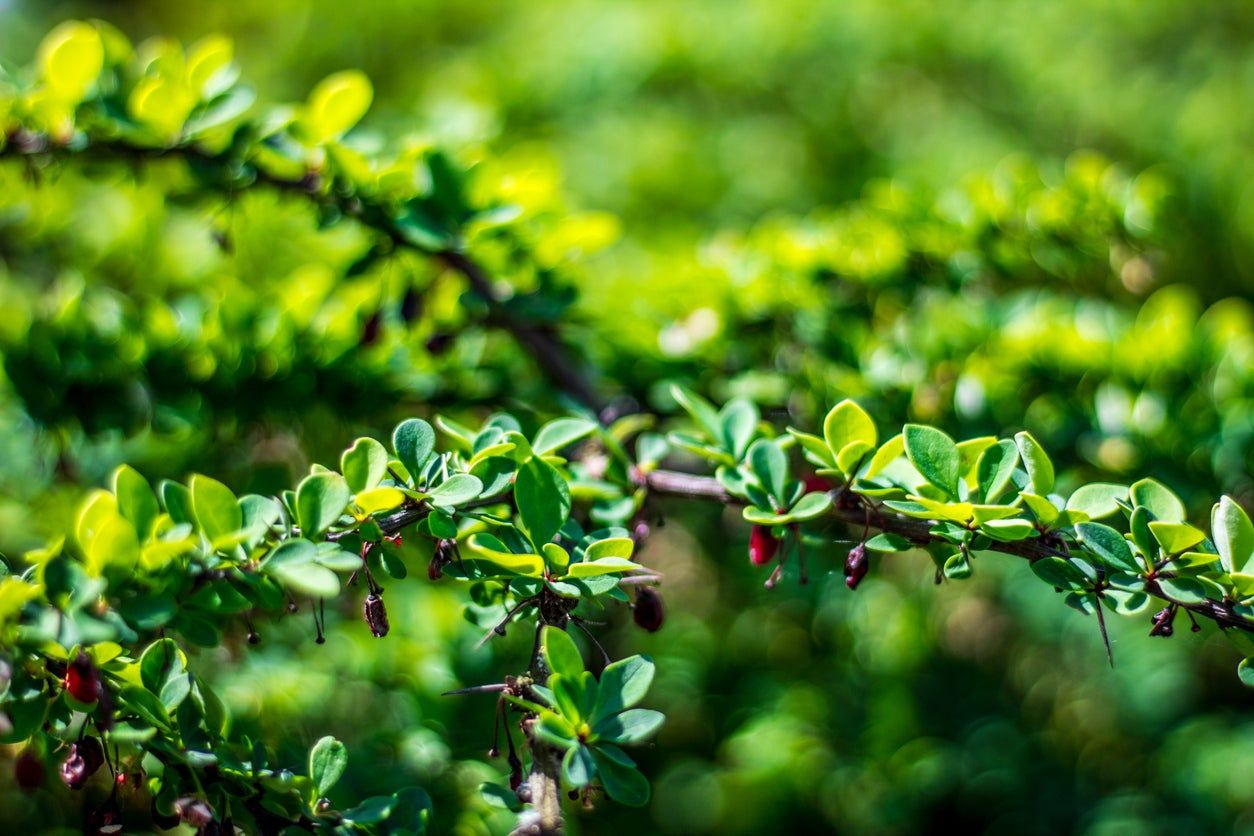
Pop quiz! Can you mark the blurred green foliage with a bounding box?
[1,1,1253,835]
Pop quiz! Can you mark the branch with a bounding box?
[0,130,604,412]
[641,468,1254,635]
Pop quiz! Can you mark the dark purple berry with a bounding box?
[844,543,869,590]
[633,586,665,633]
[364,592,390,638]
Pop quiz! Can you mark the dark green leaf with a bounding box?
[515,457,571,548]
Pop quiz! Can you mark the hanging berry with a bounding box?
[633,586,665,632]
[364,592,390,637]
[64,652,101,704]
[14,749,44,792]
[844,543,869,590]
[59,738,104,790]
[748,525,779,566]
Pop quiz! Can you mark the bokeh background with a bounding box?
[2,1,1254,833]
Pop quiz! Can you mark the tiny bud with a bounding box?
[384,534,403,547]
[315,635,326,645]
[844,544,869,590]
[748,525,779,566]
[364,592,390,638]
[631,518,650,546]
[175,797,215,828]
[247,630,261,645]
[487,747,500,759]
[14,749,44,792]
[64,652,101,704]
[632,586,665,633]
[1149,606,1175,638]
[568,790,579,800]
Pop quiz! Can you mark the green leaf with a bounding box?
[782,491,832,523]
[534,713,578,749]
[1066,483,1128,521]
[563,744,596,787]
[1213,496,1254,574]
[865,434,904,479]
[264,539,341,598]
[112,465,159,540]
[974,440,1019,503]
[87,516,139,578]
[304,69,372,142]
[542,626,584,678]
[865,533,913,552]
[393,419,436,481]
[1148,521,1205,555]
[1239,659,1254,688]
[341,437,389,493]
[190,475,241,545]
[533,417,598,456]
[354,487,406,515]
[591,747,650,806]
[584,538,634,560]
[1030,557,1089,590]
[296,472,351,538]
[836,440,874,476]
[748,439,788,503]
[670,385,723,443]
[118,685,171,731]
[593,655,654,721]
[943,550,971,580]
[1158,576,1207,605]
[594,708,664,744]
[161,481,195,527]
[566,557,643,578]
[1129,506,1157,559]
[1075,522,1141,574]
[1019,492,1060,526]
[1130,478,1185,523]
[720,399,760,459]
[823,400,877,460]
[1014,431,1055,496]
[980,518,1036,542]
[464,535,546,577]
[425,473,483,507]
[515,457,571,548]
[37,21,104,103]
[310,736,348,797]
[903,424,960,498]
[139,638,186,694]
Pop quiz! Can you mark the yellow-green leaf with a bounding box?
[304,70,372,142]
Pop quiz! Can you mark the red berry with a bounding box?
[64,652,101,704]
[632,586,665,632]
[14,749,44,792]
[803,475,832,494]
[748,525,778,566]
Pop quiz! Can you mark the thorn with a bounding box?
[441,683,508,697]
[1094,594,1115,669]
